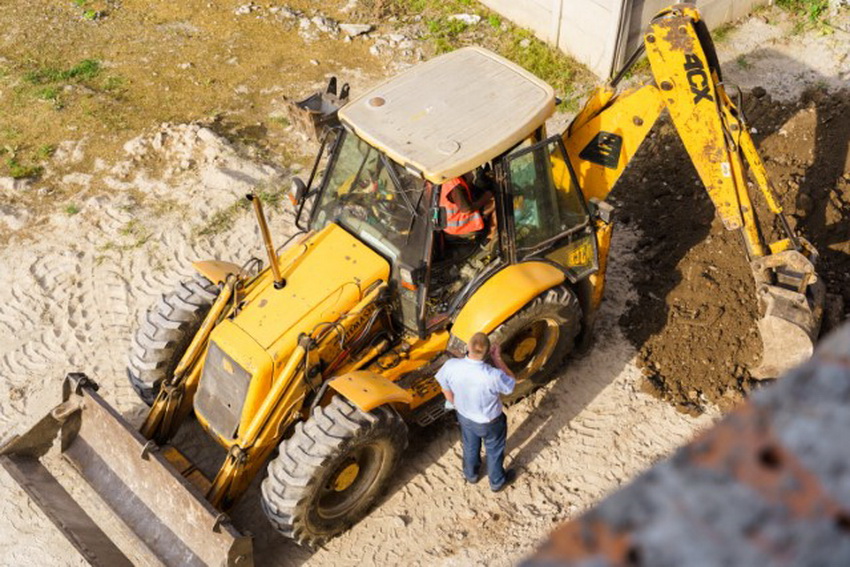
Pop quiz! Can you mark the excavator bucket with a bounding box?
[286,76,350,142]
[751,250,825,379]
[0,373,253,567]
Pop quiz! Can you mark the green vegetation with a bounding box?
[776,0,830,23]
[711,22,734,42]
[195,199,250,237]
[99,218,151,250]
[83,9,99,21]
[736,55,752,70]
[65,203,81,215]
[36,144,56,159]
[5,158,43,179]
[36,86,61,102]
[102,75,124,92]
[269,115,290,128]
[24,59,101,85]
[194,187,287,237]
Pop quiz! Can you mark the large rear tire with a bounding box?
[489,285,581,403]
[126,275,218,405]
[261,397,408,547]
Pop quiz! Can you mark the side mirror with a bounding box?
[430,206,448,230]
[289,177,308,206]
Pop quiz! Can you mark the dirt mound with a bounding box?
[616,88,850,414]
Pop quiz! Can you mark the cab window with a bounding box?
[507,137,588,251]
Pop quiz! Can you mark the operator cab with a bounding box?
[296,47,599,337]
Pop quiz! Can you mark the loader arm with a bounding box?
[564,3,823,377]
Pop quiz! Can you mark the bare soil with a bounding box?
[617,87,850,414]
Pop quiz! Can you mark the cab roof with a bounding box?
[338,47,556,184]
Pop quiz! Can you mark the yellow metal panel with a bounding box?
[644,10,743,230]
[231,224,390,352]
[590,219,614,311]
[564,84,665,202]
[452,262,566,343]
[198,320,275,448]
[568,86,616,137]
[329,371,414,412]
[192,260,242,285]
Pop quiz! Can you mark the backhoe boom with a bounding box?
[564,3,823,377]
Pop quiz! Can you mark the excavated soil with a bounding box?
[617,88,850,414]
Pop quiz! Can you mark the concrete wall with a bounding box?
[479,0,768,78]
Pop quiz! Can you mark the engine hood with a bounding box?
[229,223,390,356]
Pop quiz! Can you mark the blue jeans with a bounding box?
[457,412,508,490]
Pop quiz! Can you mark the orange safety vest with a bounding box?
[439,177,485,236]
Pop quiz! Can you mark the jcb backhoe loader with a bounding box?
[0,4,823,565]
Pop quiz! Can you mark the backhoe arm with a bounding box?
[564,3,824,378]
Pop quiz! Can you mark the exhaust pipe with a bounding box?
[247,193,285,289]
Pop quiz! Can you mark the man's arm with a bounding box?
[436,363,455,405]
[447,186,474,212]
[490,343,515,379]
[442,389,455,405]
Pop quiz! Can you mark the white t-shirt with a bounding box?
[435,357,515,423]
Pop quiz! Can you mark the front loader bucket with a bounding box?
[752,282,824,379]
[0,373,253,567]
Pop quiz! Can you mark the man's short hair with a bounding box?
[468,332,490,357]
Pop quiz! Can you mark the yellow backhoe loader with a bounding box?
[0,4,823,565]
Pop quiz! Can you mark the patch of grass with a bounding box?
[98,218,152,250]
[621,56,651,81]
[426,17,470,53]
[269,115,290,128]
[776,0,831,31]
[736,55,752,70]
[195,199,250,237]
[776,0,830,22]
[83,9,99,21]
[712,22,734,42]
[499,29,582,104]
[73,0,87,6]
[65,203,80,215]
[36,86,61,101]
[24,59,101,85]
[36,144,56,158]
[6,158,43,179]
[488,14,501,28]
[102,75,124,91]
[256,186,288,210]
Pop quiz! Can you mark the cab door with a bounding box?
[500,135,598,282]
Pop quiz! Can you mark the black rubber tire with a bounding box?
[126,275,218,405]
[261,396,408,547]
[489,285,582,403]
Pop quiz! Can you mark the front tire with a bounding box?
[126,275,218,405]
[489,285,581,403]
[261,397,408,547]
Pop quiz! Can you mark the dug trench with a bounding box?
[616,87,850,415]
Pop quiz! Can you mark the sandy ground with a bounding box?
[0,5,848,566]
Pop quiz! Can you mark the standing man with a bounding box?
[436,332,516,492]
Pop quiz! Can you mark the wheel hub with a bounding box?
[513,337,538,362]
[331,462,360,492]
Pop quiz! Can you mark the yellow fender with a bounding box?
[192,260,243,284]
[451,262,566,343]
[329,371,413,412]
